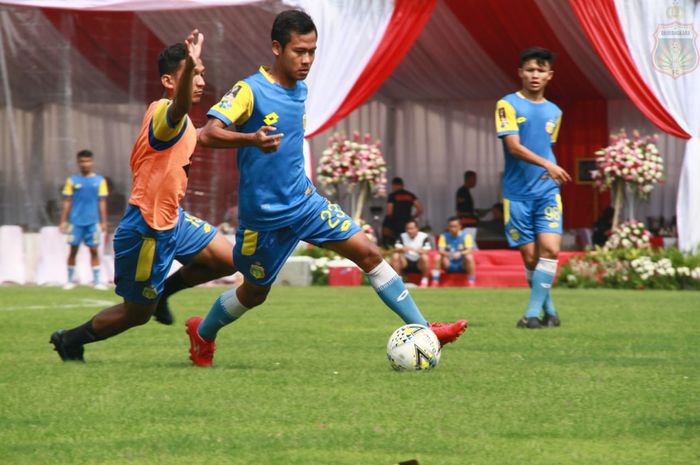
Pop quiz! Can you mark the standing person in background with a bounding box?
[59,149,108,290]
[382,177,423,247]
[456,170,479,227]
[495,46,571,329]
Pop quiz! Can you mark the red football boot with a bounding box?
[430,320,468,346]
[186,316,216,367]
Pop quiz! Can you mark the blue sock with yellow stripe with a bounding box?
[198,288,250,341]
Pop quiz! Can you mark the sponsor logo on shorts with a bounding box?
[509,228,521,241]
[250,263,265,280]
[142,285,158,300]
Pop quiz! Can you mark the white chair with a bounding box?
[0,225,26,284]
[36,226,68,285]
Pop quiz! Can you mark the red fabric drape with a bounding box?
[445,0,603,101]
[569,0,690,139]
[446,0,610,228]
[43,10,166,101]
[306,0,437,139]
[556,100,611,229]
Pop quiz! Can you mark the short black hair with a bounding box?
[519,47,555,68]
[77,149,93,159]
[391,177,404,186]
[271,10,317,49]
[158,43,187,76]
[447,216,460,224]
[405,219,418,228]
[464,170,476,180]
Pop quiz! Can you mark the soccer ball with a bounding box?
[386,324,441,371]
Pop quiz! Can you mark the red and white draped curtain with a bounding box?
[571,0,699,251]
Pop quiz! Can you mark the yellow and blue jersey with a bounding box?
[495,92,562,200]
[438,230,474,253]
[208,66,314,231]
[62,174,107,226]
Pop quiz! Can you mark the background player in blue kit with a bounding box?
[59,149,108,290]
[186,10,467,367]
[495,47,572,329]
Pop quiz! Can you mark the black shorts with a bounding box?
[405,258,421,274]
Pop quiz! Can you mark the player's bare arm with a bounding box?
[168,29,204,125]
[413,199,423,218]
[59,197,72,233]
[99,197,108,232]
[198,119,283,153]
[503,134,571,184]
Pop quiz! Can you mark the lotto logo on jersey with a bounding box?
[264,112,279,125]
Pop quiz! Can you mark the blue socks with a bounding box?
[525,258,558,319]
[67,266,75,283]
[198,288,250,341]
[367,261,428,326]
[92,267,101,286]
[525,268,557,316]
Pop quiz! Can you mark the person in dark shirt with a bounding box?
[592,206,614,247]
[382,177,423,246]
[456,170,478,227]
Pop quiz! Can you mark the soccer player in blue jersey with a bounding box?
[495,47,572,329]
[59,150,109,290]
[434,217,476,287]
[186,10,467,367]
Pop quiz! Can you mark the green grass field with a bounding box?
[0,286,698,465]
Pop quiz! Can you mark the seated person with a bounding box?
[433,216,476,286]
[390,220,432,287]
[478,203,506,239]
[592,206,614,247]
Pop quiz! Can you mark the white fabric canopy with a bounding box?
[615,0,700,251]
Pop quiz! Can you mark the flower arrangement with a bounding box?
[317,132,388,198]
[590,129,663,229]
[560,247,700,290]
[359,220,378,245]
[606,220,651,250]
[591,129,663,198]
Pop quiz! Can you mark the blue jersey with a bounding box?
[62,173,108,226]
[208,66,314,231]
[437,230,474,253]
[495,92,562,201]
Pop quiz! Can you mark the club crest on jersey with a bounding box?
[264,112,279,125]
[250,263,265,280]
[545,119,557,134]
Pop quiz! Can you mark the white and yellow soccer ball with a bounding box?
[386,324,441,371]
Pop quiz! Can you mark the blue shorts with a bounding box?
[67,223,100,247]
[113,205,217,304]
[235,192,361,286]
[504,193,563,247]
[447,259,465,273]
